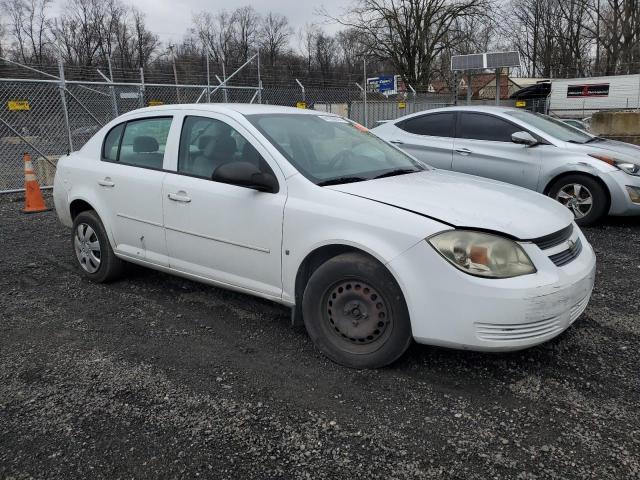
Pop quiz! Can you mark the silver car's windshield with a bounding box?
[247,113,425,185]
[507,110,594,144]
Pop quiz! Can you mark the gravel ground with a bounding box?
[0,192,639,479]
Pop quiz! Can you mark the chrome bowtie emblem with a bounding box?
[567,239,576,251]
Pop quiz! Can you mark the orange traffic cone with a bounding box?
[22,152,49,214]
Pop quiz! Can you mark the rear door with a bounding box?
[452,112,542,190]
[388,112,456,169]
[96,116,174,266]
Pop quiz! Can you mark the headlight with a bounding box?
[428,230,536,279]
[589,154,640,176]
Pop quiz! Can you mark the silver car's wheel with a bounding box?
[74,223,101,273]
[555,183,593,219]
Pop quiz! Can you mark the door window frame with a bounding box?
[396,111,457,139]
[100,115,174,172]
[161,111,286,193]
[454,112,548,144]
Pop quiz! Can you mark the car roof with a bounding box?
[379,105,525,125]
[119,103,325,118]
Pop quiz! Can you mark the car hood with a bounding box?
[567,138,640,163]
[327,170,573,239]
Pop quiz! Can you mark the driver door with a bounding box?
[161,113,287,299]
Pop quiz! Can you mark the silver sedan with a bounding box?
[372,106,640,225]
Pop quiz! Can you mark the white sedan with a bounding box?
[53,104,596,368]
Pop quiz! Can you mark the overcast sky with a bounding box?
[51,0,350,45]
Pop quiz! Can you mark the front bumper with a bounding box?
[388,227,596,351]
[601,170,640,216]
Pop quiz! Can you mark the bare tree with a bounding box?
[336,28,366,74]
[2,0,52,63]
[325,0,490,87]
[232,6,259,63]
[192,10,235,65]
[297,23,319,74]
[258,12,291,66]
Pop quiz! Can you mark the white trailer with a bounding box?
[549,74,640,118]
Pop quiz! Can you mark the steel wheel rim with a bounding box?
[74,223,101,273]
[555,183,593,219]
[322,279,392,354]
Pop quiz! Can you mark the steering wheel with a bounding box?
[327,149,355,170]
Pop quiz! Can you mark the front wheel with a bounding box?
[548,174,608,226]
[302,252,412,369]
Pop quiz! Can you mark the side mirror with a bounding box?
[212,161,279,193]
[511,131,538,147]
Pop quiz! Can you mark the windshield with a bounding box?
[247,113,425,184]
[507,110,594,144]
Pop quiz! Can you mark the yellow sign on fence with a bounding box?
[7,100,30,111]
[296,102,306,109]
[148,100,164,106]
[398,101,407,109]
[515,100,527,108]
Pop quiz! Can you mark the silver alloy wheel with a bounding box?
[555,183,593,219]
[74,223,101,273]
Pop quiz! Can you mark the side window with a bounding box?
[102,123,123,161]
[118,117,172,169]
[178,115,274,180]
[458,113,521,142]
[397,113,455,137]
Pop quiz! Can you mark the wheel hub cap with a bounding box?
[326,281,389,345]
[555,183,593,219]
[74,223,102,274]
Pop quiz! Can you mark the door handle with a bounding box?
[455,148,472,155]
[167,192,191,203]
[98,177,115,187]
[390,140,405,145]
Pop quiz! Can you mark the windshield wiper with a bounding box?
[317,176,368,186]
[373,168,420,180]
[584,136,604,143]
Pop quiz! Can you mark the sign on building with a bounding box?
[567,84,610,98]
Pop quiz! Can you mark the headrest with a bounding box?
[198,135,214,151]
[242,142,261,164]
[204,136,236,157]
[133,136,159,153]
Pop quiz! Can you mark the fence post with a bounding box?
[495,68,500,106]
[296,78,305,105]
[206,46,211,103]
[139,67,145,108]
[57,57,73,152]
[222,57,228,103]
[363,58,368,127]
[107,55,119,117]
[257,49,262,104]
[408,84,416,114]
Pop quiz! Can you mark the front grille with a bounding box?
[530,224,574,250]
[475,317,562,342]
[549,237,583,267]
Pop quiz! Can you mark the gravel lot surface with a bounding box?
[0,192,639,479]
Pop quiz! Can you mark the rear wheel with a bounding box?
[302,252,412,369]
[72,210,124,283]
[548,174,608,226]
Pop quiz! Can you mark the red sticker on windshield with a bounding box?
[353,123,369,132]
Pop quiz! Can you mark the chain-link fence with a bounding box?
[0,72,453,193]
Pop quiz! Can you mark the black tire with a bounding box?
[302,252,412,369]
[548,174,608,227]
[71,210,124,283]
